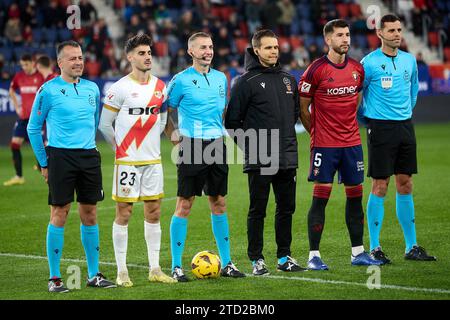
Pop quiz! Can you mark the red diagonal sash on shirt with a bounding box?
[116,79,165,160]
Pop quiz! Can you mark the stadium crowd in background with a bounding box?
[1,0,448,81]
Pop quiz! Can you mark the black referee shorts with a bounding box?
[367,119,418,179]
[177,137,228,198]
[47,147,104,206]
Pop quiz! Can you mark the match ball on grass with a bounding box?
[191,251,221,279]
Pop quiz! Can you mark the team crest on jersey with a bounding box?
[283,77,292,93]
[154,90,163,99]
[121,187,131,196]
[313,168,320,176]
[352,71,360,82]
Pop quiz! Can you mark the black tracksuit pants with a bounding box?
[247,168,297,261]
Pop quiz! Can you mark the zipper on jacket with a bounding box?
[73,83,79,95]
[203,73,210,86]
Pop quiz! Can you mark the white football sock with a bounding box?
[309,250,321,260]
[145,221,161,270]
[112,222,128,273]
[352,245,364,257]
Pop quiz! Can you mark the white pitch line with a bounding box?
[1,252,449,295]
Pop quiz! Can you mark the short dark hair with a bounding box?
[323,19,349,36]
[57,40,81,59]
[36,55,51,68]
[20,54,33,62]
[251,29,277,48]
[379,14,401,29]
[187,32,212,48]
[124,34,153,54]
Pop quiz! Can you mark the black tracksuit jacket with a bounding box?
[225,48,300,173]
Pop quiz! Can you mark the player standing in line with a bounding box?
[4,54,43,186]
[99,34,176,286]
[28,41,115,292]
[165,32,245,282]
[299,19,382,270]
[359,14,436,263]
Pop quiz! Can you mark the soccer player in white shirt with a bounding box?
[99,34,175,286]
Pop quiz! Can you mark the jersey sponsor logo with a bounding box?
[192,80,197,86]
[20,86,39,94]
[60,89,66,95]
[128,106,160,115]
[381,77,393,89]
[300,82,311,93]
[326,85,358,95]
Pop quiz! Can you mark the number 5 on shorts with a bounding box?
[314,153,322,167]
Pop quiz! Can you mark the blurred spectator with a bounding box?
[260,0,281,31]
[416,52,427,66]
[308,43,322,62]
[349,42,365,62]
[279,42,293,65]
[21,4,38,28]
[351,15,367,34]
[42,0,65,28]
[126,14,146,37]
[8,3,21,19]
[245,0,262,35]
[5,18,23,45]
[277,0,295,37]
[101,46,120,78]
[170,48,189,74]
[155,3,170,27]
[293,44,310,68]
[397,0,414,29]
[22,24,33,45]
[79,0,98,27]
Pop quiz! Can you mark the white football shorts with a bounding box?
[112,163,164,202]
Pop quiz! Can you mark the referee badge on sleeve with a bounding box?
[381,77,393,89]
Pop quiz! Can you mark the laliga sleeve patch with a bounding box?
[301,82,312,93]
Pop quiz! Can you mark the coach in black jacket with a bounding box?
[225,29,305,275]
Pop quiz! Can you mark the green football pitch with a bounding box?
[0,123,449,300]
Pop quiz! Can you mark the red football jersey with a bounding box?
[10,71,44,119]
[299,56,364,148]
[44,72,58,82]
